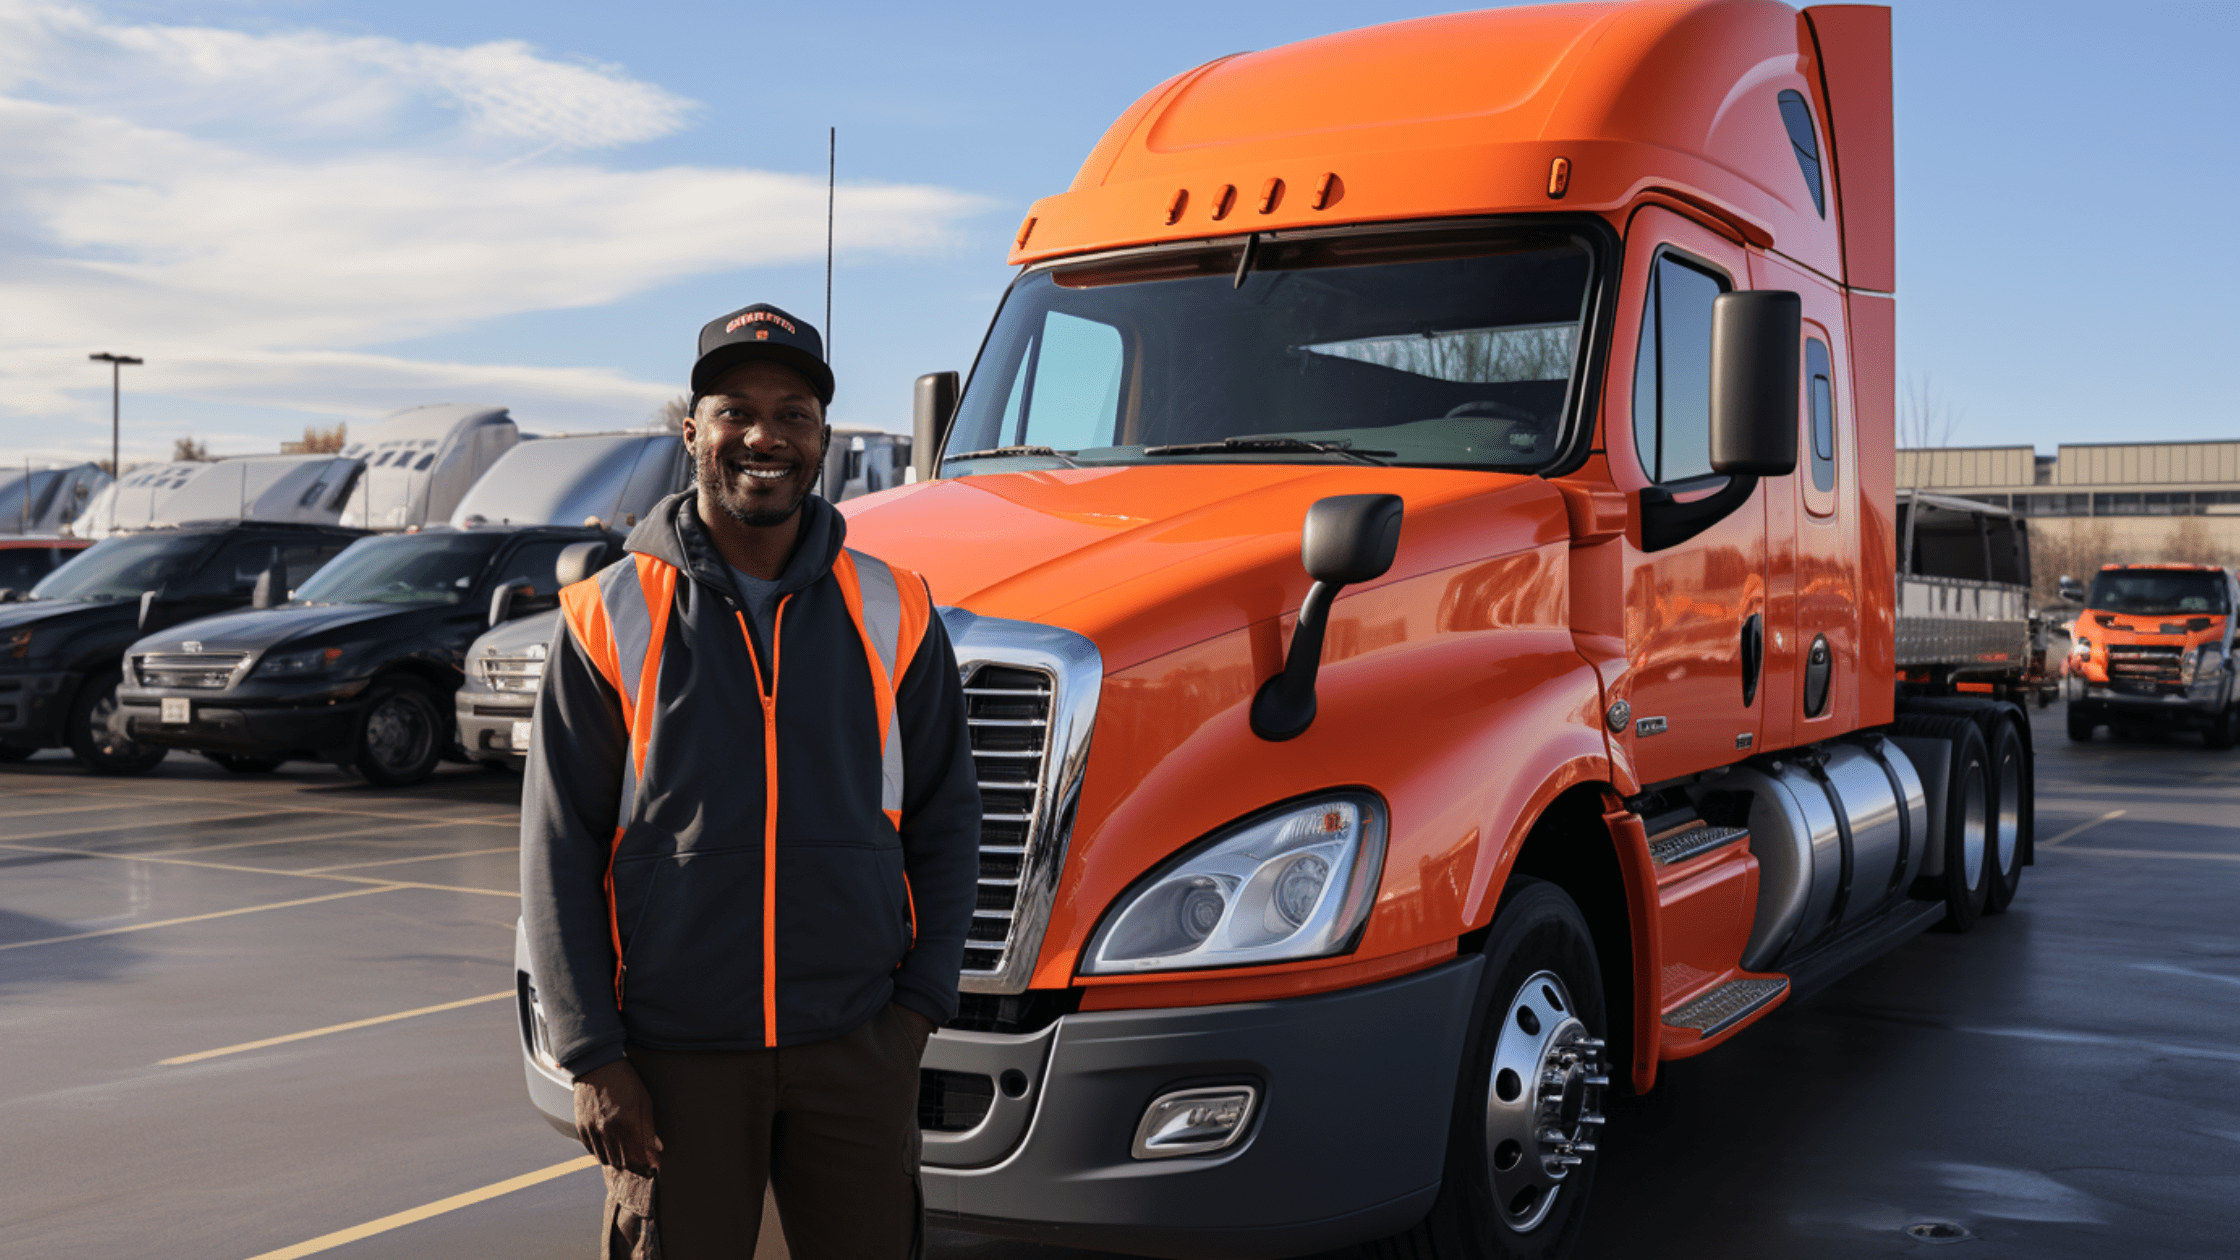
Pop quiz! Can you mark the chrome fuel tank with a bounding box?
[1721,738,1928,971]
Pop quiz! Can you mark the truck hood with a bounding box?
[129,602,412,655]
[2075,610,2228,649]
[0,598,123,636]
[839,463,1565,672]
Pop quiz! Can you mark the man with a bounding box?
[522,302,981,1259]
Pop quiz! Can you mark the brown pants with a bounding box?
[607,1004,928,1260]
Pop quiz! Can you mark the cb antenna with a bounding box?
[825,126,836,357]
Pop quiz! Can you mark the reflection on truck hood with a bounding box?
[0,598,108,634]
[129,602,403,654]
[839,462,1554,673]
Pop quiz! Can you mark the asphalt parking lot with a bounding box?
[2,700,2235,1260]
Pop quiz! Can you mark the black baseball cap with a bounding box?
[691,303,833,406]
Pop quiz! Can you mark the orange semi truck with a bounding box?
[2065,563,2240,747]
[513,3,2038,1255]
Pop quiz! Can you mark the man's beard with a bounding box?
[698,443,811,527]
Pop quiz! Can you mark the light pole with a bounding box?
[87,352,143,479]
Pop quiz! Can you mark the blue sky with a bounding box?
[1,0,2233,467]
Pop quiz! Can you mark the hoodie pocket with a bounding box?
[614,846,766,1044]
[776,841,911,995]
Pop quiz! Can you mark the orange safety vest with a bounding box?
[557,547,932,1043]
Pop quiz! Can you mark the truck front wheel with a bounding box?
[1373,878,1606,1260]
[2066,707,2096,742]
[2204,705,2238,751]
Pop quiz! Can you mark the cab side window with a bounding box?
[281,543,349,593]
[489,541,569,596]
[989,311,1127,452]
[1806,338,1836,495]
[1631,253,1728,484]
[184,538,281,596]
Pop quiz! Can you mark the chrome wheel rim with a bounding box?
[1959,763,1988,892]
[364,694,432,772]
[1484,970,1605,1233]
[1992,742,2022,876]
[86,686,140,761]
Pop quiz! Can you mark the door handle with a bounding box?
[1741,613,1764,707]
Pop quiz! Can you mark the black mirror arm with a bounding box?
[1637,474,1759,553]
[1250,579,1341,742]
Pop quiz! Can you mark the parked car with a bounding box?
[0,536,92,599]
[0,522,361,770]
[456,540,611,769]
[115,524,613,785]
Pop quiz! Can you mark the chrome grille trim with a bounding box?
[135,651,252,691]
[477,654,548,693]
[941,608,1101,995]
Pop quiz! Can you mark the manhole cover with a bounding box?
[1906,1221,1973,1244]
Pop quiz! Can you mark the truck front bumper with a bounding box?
[925,957,1483,1260]
[2074,682,2227,726]
[0,669,77,747]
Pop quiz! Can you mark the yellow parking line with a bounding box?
[0,810,274,844]
[2039,808,2125,848]
[298,845,519,873]
[0,886,399,952]
[241,1156,598,1260]
[161,991,513,1065]
[0,842,518,899]
[2060,846,2240,863]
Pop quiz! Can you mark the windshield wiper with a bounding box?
[943,445,1081,468]
[1142,436,1394,466]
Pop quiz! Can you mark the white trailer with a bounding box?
[338,404,519,531]
[71,456,364,538]
[1,463,111,536]
[450,432,689,531]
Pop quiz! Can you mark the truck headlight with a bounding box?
[257,646,343,677]
[2193,646,2223,683]
[1081,793,1386,975]
[2072,637,2091,659]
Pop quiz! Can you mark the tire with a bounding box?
[0,743,36,762]
[1983,715,2028,914]
[1370,879,1606,1260]
[1898,715,1992,932]
[2204,706,2238,751]
[351,677,447,787]
[66,669,167,775]
[205,752,284,774]
[2066,707,2095,742]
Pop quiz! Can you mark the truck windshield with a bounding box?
[2086,570,2230,616]
[291,533,503,606]
[944,228,1594,474]
[28,533,213,601]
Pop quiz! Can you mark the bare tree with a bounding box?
[296,423,348,454]
[2031,518,2118,608]
[2161,515,2224,567]
[173,435,210,462]
[1898,373,1964,474]
[652,395,692,435]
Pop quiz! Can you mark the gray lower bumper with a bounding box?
[927,957,1484,1260]
[457,696,533,764]
[2077,686,2226,725]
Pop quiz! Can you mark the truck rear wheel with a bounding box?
[1984,715,2028,914]
[1899,715,1992,932]
[1372,878,1606,1260]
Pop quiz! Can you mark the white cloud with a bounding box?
[0,0,986,461]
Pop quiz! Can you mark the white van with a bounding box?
[338,405,518,531]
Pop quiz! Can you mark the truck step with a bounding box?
[1662,975,1789,1039]
[1648,823,1749,867]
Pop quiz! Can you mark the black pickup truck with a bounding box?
[114,524,611,785]
[0,522,361,772]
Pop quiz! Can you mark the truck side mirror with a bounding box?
[912,371,960,484]
[1638,290,1800,552]
[488,578,532,630]
[251,558,287,609]
[138,585,169,631]
[2058,575,2086,604]
[1251,494,1405,742]
[554,540,609,589]
[1709,290,1801,477]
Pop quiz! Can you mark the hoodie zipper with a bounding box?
[736,594,789,1048]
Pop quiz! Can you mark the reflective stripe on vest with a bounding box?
[556,547,932,1015]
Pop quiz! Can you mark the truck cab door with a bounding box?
[1610,209,1769,784]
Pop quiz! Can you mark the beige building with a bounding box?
[1897,441,2240,597]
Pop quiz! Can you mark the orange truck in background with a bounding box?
[2063,563,2240,747]
[510,3,2040,1255]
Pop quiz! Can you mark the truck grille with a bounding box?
[135,651,251,690]
[962,664,1054,978]
[2107,644,2185,686]
[477,651,547,693]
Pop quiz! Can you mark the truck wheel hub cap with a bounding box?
[1484,970,1605,1233]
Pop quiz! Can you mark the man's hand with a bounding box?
[574,1059,663,1174]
